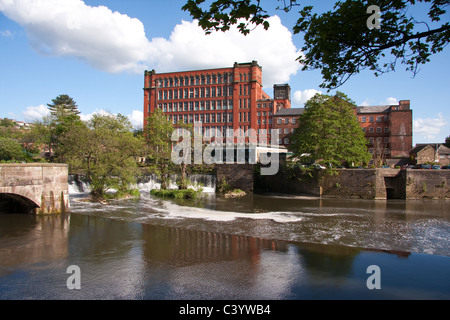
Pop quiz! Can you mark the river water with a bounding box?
[0,176,449,300]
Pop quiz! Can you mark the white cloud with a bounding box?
[127,110,143,129]
[22,104,50,122]
[292,89,322,106]
[150,16,301,86]
[383,97,398,105]
[414,113,448,141]
[0,0,301,86]
[0,29,13,38]
[79,108,111,122]
[0,0,151,73]
[359,99,371,106]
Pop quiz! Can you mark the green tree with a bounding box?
[47,94,80,117]
[445,135,450,148]
[0,137,25,162]
[22,116,53,159]
[290,92,371,168]
[144,108,175,190]
[59,113,145,201]
[0,118,15,127]
[46,94,83,158]
[182,0,449,89]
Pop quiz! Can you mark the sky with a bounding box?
[0,0,449,145]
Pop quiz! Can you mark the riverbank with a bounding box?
[256,167,450,200]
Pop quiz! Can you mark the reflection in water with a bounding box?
[1,211,449,299]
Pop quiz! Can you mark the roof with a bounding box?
[410,143,450,155]
[273,108,304,117]
[355,105,391,114]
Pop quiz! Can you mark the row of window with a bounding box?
[274,117,296,125]
[363,126,389,133]
[359,115,389,123]
[158,100,234,112]
[369,137,390,144]
[156,73,233,88]
[157,86,234,100]
[168,113,234,124]
[172,126,272,142]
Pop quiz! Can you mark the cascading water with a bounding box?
[68,175,91,194]
[68,174,216,195]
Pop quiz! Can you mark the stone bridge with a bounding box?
[0,163,70,214]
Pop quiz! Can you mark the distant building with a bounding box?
[143,61,291,145]
[410,143,450,165]
[356,100,412,161]
[143,62,413,165]
[271,101,413,164]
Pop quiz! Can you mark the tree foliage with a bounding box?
[0,137,25,162]
[59,113,145,201]
[144,108,175,189]
[445,135,450,148]
[290,92,371,168]
[182,0,450,89]
[47,94,80,117]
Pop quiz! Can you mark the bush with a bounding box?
[150,188,200,199]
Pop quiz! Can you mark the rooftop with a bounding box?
[273,108,304,117]
[355,105,391,114]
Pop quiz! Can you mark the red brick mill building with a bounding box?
[143,61,412,165]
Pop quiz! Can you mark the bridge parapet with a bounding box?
[0,163,70,214]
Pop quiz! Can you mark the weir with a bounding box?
[69,173,217,194]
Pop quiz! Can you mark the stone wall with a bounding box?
[216,164,254,192]
[255,166,450,200]
[405,170,450,199]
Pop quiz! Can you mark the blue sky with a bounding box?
[0,0,448,145]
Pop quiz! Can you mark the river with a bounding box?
[0,175,449,300]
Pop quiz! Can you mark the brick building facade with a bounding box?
[273,101,413,163]
[143,61,290,144]
[143,61,413,164]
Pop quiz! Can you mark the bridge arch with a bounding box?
[0,193,39,214]
[0,163,70,214]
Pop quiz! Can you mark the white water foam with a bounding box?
[156,199,303,223]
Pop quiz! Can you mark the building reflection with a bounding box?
[141,223,288,267]
[0,213,70,273]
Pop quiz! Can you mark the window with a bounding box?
[377,116,382,122]
[384,127,389,133]
[277,118,282,124]
[369,116,374,122]
[361,117,366,122]
[292,118,296,124]
[376,127,382,133]
[369,127,374,133]
[284,138,289,145]
[284,128,289,134]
